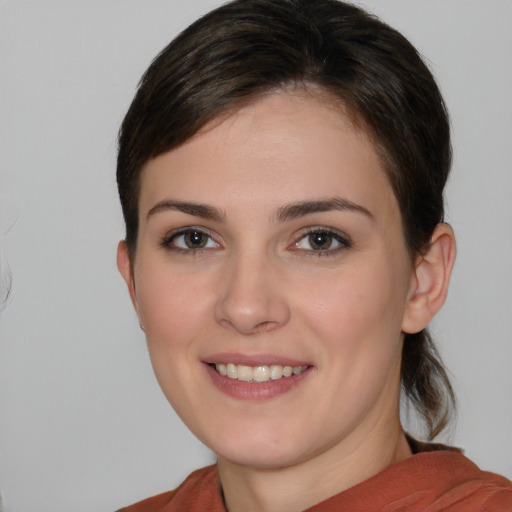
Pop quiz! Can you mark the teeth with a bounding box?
[227,363,237,379]
[270,365,283,380]
[238,365,253,382]
[215,363,308,383]
[253,365,270,382]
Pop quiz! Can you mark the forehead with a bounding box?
[138,91,398,223]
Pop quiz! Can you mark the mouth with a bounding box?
[204,357,313,400]
[210,363,309,383]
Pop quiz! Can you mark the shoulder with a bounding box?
[417,451,512,511]
[310,444,512,512]
[116,465,224,512]
[407,436,512,510]
[417,450,512,511]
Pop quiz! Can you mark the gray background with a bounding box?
[1,1,511,511]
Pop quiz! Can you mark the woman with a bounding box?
[115,0,512,510]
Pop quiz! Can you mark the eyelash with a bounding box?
[293,227,352,256]
[160,227,220,254]
[160,227,352,256]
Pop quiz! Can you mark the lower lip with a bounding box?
[204,364,312,400]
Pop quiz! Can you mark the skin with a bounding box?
[118,91,455,512]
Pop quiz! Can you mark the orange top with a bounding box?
[118,447,512,511]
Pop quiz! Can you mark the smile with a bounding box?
[205,359,313,400]
[214,363,309,383]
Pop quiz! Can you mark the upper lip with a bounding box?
[203,352,311,367]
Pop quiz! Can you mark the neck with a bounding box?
[217,417,412,512]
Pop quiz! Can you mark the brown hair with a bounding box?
[117,0,455,439]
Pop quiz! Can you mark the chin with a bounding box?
[219,447,303,470]
[206,427,315,469]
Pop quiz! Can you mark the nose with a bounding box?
[214,251,291,335]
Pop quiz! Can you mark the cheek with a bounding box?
[135,269,212,412]
[296,257,410,360]
[135,267,210,351]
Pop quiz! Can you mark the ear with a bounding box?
[117,240,141,321]
[402,223,456,334]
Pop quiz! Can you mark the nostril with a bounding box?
[253,320,280,333]
[213,269,291,334]
[217,317,278,335]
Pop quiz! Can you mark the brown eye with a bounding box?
[164,229,220,251]
[295,229,351,254]
[184,230,208,248]
[308,232,334,251]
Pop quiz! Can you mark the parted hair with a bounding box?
[117,0,455,439]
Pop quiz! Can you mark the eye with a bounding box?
[162,228,220,251]
[294,228,350,254]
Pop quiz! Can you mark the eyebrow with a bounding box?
[146,196,372,223]
[275,197,373,222]
[146,200,226,222]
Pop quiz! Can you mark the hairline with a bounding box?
[128,82,404,262]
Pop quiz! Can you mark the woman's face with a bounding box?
[120,92,416,469]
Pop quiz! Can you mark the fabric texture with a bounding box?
[117,443,512,512]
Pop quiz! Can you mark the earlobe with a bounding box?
[402,224,456,334]
[116,240,139,316]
